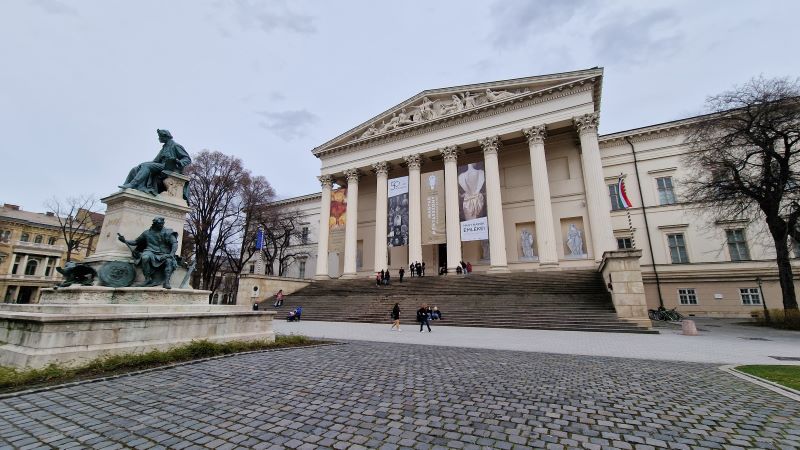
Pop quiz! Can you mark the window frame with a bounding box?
[655,176,677,205]
[608,184,625,211]
[20,232,29,242]
[667,233,689,264]
[739,287,762,305]
[678,288,698,305]
[24,259,39,276]
[616,237,633,249]
[726,229,751,261]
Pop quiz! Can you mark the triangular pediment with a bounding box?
[313,67,603,156]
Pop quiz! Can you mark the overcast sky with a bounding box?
[2,0,799,212]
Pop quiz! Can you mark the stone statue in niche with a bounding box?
[520,229,535,259]
[566,224,585,257]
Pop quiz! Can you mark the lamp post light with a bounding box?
[756,276,770,325]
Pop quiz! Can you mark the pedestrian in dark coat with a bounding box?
[421,262,426,276]
[391,303,401,331]
[399,267,405,282]
[417,304,432,332]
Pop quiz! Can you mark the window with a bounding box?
[608,184,624,211]
[656,176,676,205]
[0,230,10,242]
[248,264,255,274]
[726,229,750,261]
[24,259,38,276]
[299,261,306,279]
[678,288,698,305]
[794,238,800,258]
[4,286,16,303]
[34,235,43,244]
[47,236,57,245]
[20,232,29,242]
[44,258,54,277]
[301,227,309,244]
[617,237,633,249]
[740,288,762,305]
[667,233,689,263]
[11,255,20,275]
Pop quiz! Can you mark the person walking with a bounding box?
[409,263,415,277]
[466,262,472,275]
[421,262,426,276]
[399,267,405,282]
[415,261,422,278]
[376,272,382,286]
[274,289,284,308]
[384,270,391,285]
[390,303,401,331]
[417,304,432,332]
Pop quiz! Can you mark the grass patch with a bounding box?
[736,365,800,391]
[0,335,323,394]
[750,308,800,331]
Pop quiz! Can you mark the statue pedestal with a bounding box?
[86,172,190,264]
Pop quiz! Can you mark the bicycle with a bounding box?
[648,307,684,322]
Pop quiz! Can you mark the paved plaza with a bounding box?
[1,341,799,449]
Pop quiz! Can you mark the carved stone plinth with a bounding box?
[40,286,210,305]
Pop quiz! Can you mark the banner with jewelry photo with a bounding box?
[457,162,489,241]
[421,170,446,245]
[387,176,409,247]
[328,188,347,253]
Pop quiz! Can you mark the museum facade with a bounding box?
[262,68,798,317]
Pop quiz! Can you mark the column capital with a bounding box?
[371,161,389,176]
[573,112,599,135]
[343,168,361,184]
[403,154,423,170]
[479,135,502,155]
[522,125,547,145]
[439,145,459,162]
[318,174,334,188]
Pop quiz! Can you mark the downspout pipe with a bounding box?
[625,136,664,308]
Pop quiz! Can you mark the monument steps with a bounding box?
[262,270,655,334]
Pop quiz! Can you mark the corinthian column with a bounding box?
[479,136,509,272]
[404,154,423,266]
[523,125,559,268]
[372,162,389,273]
[341,169,361,278]
[574,112,615,262]
[314,175,333,279]
[440,146,462,271]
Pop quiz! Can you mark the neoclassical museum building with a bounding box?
[260,68,796,317]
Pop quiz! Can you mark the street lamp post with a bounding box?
[756,277,770,325]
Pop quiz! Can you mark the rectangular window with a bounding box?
[667,233,689,263]
[608,184,624,211]
[301,227,309,244]
[617,237,633,249]
[248,264,255,274]
[656,176,676,205]
[726,229,750,261]
[0,230,10,242]
[11,255,20,275]
[299,261,306,279]
[678,288,698,305]
[740,288,762,305]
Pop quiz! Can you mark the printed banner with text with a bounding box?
[387,176,409,247]
[457,162,489,241]
[328,188,347,253]
[421,170,446,245]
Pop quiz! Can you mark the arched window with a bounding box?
[47,236,57,245]
[34,235,43,244]
[20,232,29,242]
[24,260,38,276]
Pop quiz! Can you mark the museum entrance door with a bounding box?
[438,244,447,273]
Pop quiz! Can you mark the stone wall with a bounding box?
[237,274,311,305]
[598,249,651,327]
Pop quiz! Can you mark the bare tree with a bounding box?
[683,76,800,314]
[45,194,101,262]
[185,151,275,302]
[258,208,309,276]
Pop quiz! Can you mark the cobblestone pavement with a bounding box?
[0,342,798,449]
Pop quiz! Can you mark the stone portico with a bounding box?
[312,68,616,277]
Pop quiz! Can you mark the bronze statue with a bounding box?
[118,217,179,289]
[120,129,191,199]
[55,262,97,288]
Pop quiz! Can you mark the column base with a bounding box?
[339,272,360,280]
[313,274,331,280]
[537,262,561,271]
[487,266,511,274]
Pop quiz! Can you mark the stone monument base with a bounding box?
[0,302,276,368]
[40,286,210,305]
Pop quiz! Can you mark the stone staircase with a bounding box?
[261,270,656,334]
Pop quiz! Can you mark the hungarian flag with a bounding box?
[617,176,633,209]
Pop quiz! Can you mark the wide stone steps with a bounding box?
[265,270,654,334]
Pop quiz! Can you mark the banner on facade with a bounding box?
[387,176,409,247]
[457,162,489,241]
[421,170,446,245]
[328,188,347,253]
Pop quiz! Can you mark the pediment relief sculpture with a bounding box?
[355,87,531,141]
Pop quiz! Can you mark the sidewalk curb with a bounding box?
[719,364,800,402]
[0,341,344,400]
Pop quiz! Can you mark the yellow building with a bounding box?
[0,204,102,303]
